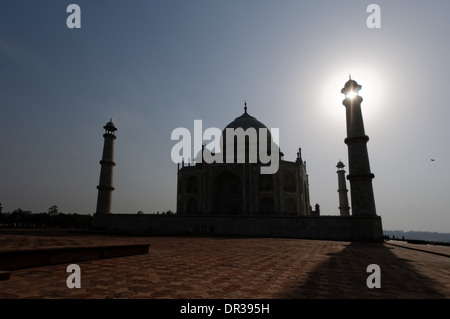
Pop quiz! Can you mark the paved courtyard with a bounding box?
[0,229,449,299]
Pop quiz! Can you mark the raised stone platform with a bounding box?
[0,270,10,281]
[93,214,383,242]
[0,230,448,299]
[0,244,150,272]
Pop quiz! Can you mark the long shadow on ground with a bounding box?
[279,242,445,299]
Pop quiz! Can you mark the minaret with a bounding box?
[314,203,320,216]
[336,160,350,216]
[341,78,376,216]
[296,147,302,164]
[95,119,117,215]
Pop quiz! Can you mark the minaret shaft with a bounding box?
[342,81,376,217]
[95,121,117,215]
[336,162,350,216]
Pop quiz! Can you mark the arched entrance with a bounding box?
[186,198,198,214]
[259,196,273,215]
[285,198,297,215]
[186,176,198,193]
[213,171,242,215]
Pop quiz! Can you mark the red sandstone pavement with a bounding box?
[0,229,449,299]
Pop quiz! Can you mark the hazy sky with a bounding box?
[1,0,449,233]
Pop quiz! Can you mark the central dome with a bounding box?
[222,105,272,142]
[219,105,279,162]
[224,110,269,132]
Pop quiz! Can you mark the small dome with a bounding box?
[336,160,345,169]
[104,119,117,132]
[341,78,361,95]
[194,146,214,163]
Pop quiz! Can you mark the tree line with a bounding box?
[384,230,450,244]
[0,203,93,228]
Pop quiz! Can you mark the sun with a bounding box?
[346,91,358,100]
[318,65,387,127]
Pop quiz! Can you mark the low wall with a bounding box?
[0,244,150,271]
[93,214,383,242]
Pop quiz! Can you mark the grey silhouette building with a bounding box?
[176,105,313,216]
[93,80,383,241]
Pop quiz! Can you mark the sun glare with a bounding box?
[346,91,358,100]
[319,65,387,126]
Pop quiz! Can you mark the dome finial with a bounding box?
[244,100,247,113]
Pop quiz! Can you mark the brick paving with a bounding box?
[0,229,449,299]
